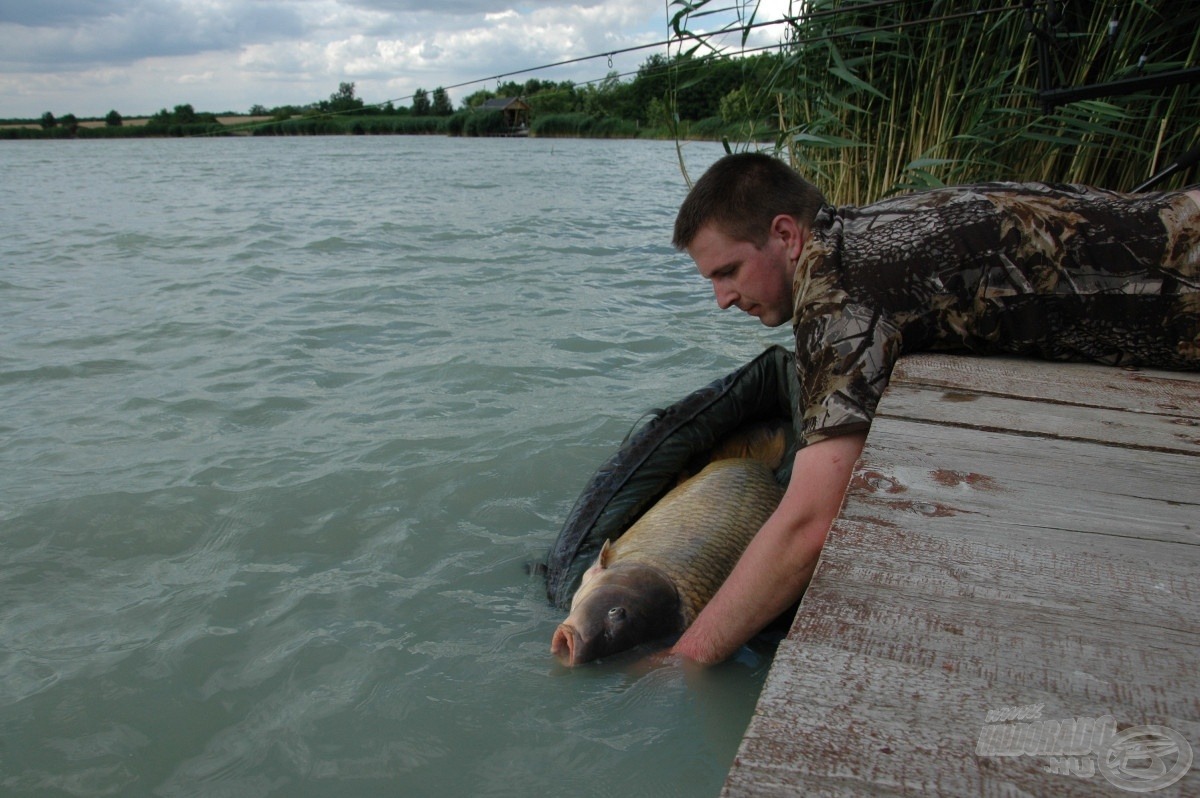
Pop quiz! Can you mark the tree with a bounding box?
[412,88,431,116]
[718,86,750,124]
[144,103,218,134]
[328,82,363,113]
[431,87,453,116]
[463,89,496,109]
[39,111,56,129]
[527,81,582,115]
[581,71,625,118]
[105,109,123,127]
[646,97,673,129]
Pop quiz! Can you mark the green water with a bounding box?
[0,136,794,797]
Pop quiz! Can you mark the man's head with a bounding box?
[672,152,825,250]
[673,153,825,327]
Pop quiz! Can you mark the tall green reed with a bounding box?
[669,0,1199,203]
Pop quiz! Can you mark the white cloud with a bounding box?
[178,70,217,85]
[227,1,665,105]
[0,0,706,118]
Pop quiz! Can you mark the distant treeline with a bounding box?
[1,53,780,141]
[241,110,755,140]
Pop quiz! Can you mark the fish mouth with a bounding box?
[551,623,580,665]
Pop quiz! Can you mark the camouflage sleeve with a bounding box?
[792,295,903,448]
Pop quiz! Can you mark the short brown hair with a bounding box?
[672,152,825,250]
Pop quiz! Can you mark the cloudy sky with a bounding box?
[0,0,793,120]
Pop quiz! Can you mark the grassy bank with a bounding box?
[0,111,768,143]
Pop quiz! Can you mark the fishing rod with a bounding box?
[1132,141,1200,193]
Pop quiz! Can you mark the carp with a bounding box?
[550,423,786,665]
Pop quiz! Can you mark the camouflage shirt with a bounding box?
[791,182,1200,446]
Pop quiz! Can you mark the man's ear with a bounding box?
[769,214,806,261]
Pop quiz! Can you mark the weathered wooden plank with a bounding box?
[729,571,1200,796]
[726,645,1001,798]
[789,583,1200,719]
[840,469,1198,547]
[844,416,1199,545]
[727,356,1200,798]
[807,520,1199,661]
[725,646,1200,798]
[890,355,1200,413]
[878,382,1200,455]
[842,490,1197,549]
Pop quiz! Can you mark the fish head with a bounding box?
[551,563,681,665]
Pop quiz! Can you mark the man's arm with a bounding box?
[670,431,866,664]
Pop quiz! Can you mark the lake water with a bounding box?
[0,135,795,797]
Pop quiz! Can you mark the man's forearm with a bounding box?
[670,432,866,664]
[670,502,825,663]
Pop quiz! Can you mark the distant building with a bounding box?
[478,97,531,135]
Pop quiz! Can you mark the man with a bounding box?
[669,152,1200,664]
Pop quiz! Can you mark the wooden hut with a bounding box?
[479,97,531,135]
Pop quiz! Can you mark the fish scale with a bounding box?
[602,457,784,625]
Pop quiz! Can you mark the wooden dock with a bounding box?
[724,355,1200,797]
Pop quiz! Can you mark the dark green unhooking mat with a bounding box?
[544,345,800,609]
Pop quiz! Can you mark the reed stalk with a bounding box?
[669,0,1200,202]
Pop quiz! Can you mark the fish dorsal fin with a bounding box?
[598,538,614,568]
[576,539,613,593]
[582,539,614,580]
[707,421,787,470]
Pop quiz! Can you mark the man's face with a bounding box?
[687,220,798,328]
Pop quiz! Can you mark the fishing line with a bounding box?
[385,3,1018,109]
[210,2,1018,136]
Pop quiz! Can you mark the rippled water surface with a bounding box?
[0,136,794,796]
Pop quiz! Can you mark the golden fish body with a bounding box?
[551,451,784,665]
[601,457,783,626]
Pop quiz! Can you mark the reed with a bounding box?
[530,113,642,138]
[671,0,1200,203]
